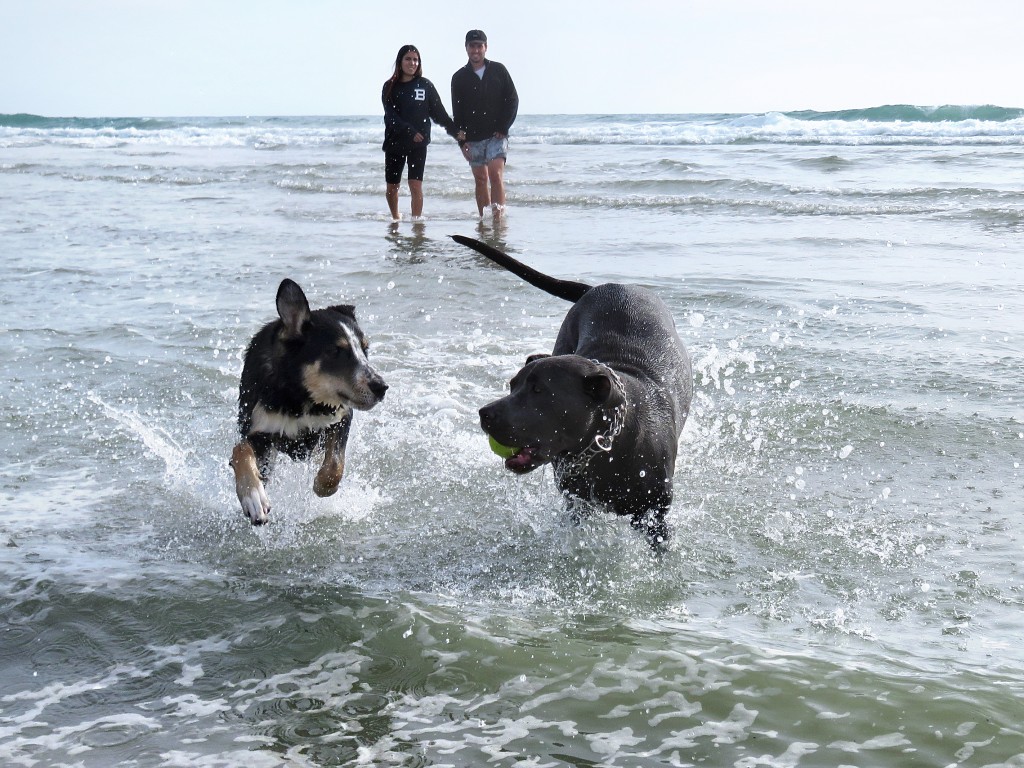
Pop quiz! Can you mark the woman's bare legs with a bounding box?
[409,180,424,218]
[386,183,401,220]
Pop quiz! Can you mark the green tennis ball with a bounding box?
[488,435,518,459]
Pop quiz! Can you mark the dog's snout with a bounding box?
[370,378,389,400]
[479,404,495,429]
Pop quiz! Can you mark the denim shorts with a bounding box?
[464,136,508,167]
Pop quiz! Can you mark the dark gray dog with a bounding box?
[453,235,692,549]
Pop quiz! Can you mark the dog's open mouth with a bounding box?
[505,446,545,474]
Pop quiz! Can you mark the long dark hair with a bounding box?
[384,44,422,102]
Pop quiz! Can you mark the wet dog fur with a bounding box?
[453,235,692,549]
[231,278,387,524]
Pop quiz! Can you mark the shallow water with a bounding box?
[1,111,1023,766]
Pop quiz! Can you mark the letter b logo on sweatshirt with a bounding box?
[414,88,426,101]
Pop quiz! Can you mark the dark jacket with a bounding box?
[382,76,458,153]
[451,59,519,143]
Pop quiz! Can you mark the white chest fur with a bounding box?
[249,404,348,438]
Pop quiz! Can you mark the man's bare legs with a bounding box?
[471,164,490,217]
[486,157,505,217]
[470,158,506,217]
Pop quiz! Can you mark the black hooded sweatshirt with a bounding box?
[382,76,458,153]
[450,59,519,143]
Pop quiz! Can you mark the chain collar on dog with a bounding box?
[555,363,627,481]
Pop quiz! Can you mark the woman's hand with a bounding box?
[412,132,425,143]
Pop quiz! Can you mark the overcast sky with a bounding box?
[2,0,1020,117]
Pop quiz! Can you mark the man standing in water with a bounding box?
[451,29,519,218]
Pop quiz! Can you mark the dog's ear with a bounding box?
[276,279,311,338]
[582,372,613,403]
[526,353,550,364]
[327,304,357,319]
[582,371,624,406]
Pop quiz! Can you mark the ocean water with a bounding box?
[1,106,1023,766]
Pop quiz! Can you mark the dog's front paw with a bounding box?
[240,488,271,525]
[314,454,344,497]
[232,441,271,525]
[312,477,340,498]
[630,510,671,554]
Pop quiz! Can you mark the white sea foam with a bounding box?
[3,110,1022,151]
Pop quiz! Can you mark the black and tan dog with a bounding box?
[453,235,692,549]
[231,279,388,524]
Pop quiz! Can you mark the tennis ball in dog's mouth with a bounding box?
[488,435,519,459]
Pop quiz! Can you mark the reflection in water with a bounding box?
[475,213,509,252]
[384,213,511,265]
[385,219,429,262]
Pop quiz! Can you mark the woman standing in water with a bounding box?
[382,44,461,221]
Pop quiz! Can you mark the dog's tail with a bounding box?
[451,235,591,303]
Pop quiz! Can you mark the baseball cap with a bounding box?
[465,30,487,45]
